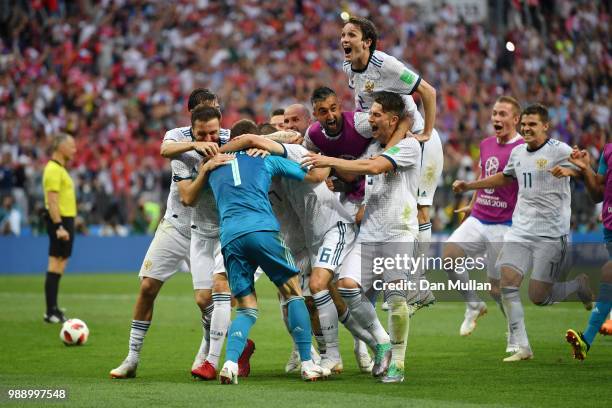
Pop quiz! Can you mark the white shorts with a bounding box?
[495,229,569,284]
[338,240,417,295]
[446,216,510,280]
[139,220,190,283]
[311,222,357,272]
[190,233,226,290]
[417,129,443,206]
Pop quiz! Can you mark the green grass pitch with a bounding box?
[1,273,610,408]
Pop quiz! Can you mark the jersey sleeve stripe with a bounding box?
[408,76,421,94]
[371,55,383,64]
[380,154,397,170]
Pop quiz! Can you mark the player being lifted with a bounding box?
[303,92,422,383]
[453,104,593,362]
[110,89,222,379]
[341,16,442,308]
[443,96,524,349]
[565,143,612,359]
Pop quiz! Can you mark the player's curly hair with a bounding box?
[345,16,378,55]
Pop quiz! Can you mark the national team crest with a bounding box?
[143,260,153,271]
[364,80,375,93]
[536,158,548,170]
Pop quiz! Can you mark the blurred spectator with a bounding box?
[0,195,21,235]
[0,0,608,234]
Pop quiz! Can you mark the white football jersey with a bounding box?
[343,50,424,133]
[163,126,195,238]
[281,143,354,247]
[358,137,421,242]
[268,177,307,253]
[502,139,574,237]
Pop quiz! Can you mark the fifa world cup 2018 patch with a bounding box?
[386,146,400,155]
[536,158,548,170]
[400,70,416,85]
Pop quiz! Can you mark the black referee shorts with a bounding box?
[46,214,75,258]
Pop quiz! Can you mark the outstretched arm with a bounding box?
[301,153,394,176]
[452,172,512,193]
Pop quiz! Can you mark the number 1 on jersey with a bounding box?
[231,159,241,186]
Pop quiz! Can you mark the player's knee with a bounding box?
[212,275,230,293]
[528,290,549,306]
[442,244,464,264]
[309,273,328,294]
[489,284,501,301]
[140,278,162,299]
[337,277,359,290]
[195,290,212,310]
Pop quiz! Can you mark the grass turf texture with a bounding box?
[1,273,610,408]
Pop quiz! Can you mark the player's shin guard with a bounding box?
[387,294,409,368]
[339,308,377,350]
[338,287,390,345]
[225,308,258,363]
[583,282,612,345]
[127,320,151,362]
[287,296,313,362]
[501,287,529,348]
[312,290,339,359]
[208,293,231,367]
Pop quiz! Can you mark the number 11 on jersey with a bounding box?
[522,172,532,188]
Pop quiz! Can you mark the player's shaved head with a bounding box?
[284,104,312,136]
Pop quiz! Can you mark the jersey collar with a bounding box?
[526,138,549,152]
[351,52,373,73]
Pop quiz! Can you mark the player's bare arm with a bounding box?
[452,172,512,193]
[160,141,219,158]
[301,152,393,176]
[178,154,235,206]
[415,79,437,141]
[570,148,605,202]
[220,134,285,156]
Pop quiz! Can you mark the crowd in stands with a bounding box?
[0,0,609,236]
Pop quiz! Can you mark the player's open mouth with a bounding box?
[343,47,352,56]
[493,124,503,131]
[326,119,337,128]
[371,125,378,133]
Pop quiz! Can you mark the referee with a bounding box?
[42,133,77,323]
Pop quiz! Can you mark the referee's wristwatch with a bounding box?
[54,222,65,230]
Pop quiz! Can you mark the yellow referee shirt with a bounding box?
[43,160,77,217]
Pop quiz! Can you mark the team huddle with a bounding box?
[107,17,611,384]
